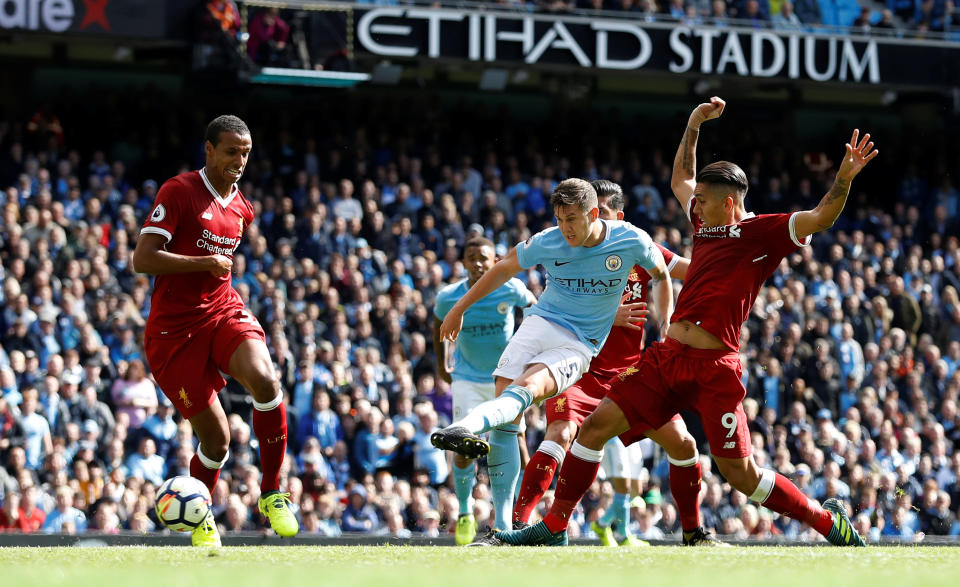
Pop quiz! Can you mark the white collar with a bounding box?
[199,168,239,209]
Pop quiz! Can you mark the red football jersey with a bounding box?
[588,243,677,380]
[672,200,809,352]
[140,169,254,337]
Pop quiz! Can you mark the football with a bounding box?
[155,476,212,532]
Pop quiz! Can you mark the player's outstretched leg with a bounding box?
[192,510,222,547]
[431,426,490,458]
[823,498,867,547]
[438,385,534,443]
[719,460,865,547]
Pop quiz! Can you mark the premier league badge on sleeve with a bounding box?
[151,204,166,222]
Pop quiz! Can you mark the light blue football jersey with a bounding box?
[516,220,661,354]
[434,277,534,383]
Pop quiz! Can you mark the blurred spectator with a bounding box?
[247,9,292,67]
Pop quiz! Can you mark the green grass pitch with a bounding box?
[1,545,958,587]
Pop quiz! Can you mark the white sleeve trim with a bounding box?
[140,227,172,243]
[788,212,812,248]
[667,254,680,272]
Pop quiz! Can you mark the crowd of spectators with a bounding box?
[0,87,957,544]
[540,0,958,36]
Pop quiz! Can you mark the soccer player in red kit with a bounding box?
[497,98,876,547]
[510,180,720,546]
[133,115,298,546]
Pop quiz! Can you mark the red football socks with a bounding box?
[670,461,703,531]
[253,401,288,493]
[762,472,833,535]
[190,454,222,493]
[513,451,560,524]
[542,453,600,533]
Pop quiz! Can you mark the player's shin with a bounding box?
[489,423,522,529]
[513,441,565,524]
[749,468,833,536]
[453,461,477,516]
[190,445,229,493]
[668,451,703,532]
[252,393,287,492]
[543,441,603,533]
[454,385,533,435]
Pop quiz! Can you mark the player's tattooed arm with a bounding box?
[672,97,725,210]
[794,129,877,240]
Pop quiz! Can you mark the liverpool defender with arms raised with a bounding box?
[133,115,298,546]
[497,98,876,547]
[432,178,672,542]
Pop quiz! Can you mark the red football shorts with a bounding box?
[545,371,608,427]
[607,337,751,459]
[144,308,265,419]
[546,369,681,446]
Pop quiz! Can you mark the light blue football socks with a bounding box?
[488,422,522,529]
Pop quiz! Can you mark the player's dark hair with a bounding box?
[697,161,748,200]
[463,236,495,253]
[205,115,251,146]
[551,178,598,213]
[591,179,625,212]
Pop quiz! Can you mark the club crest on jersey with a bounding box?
[151,204,166,222]
[497,356,509,369]
[605,254,622,272]
[238,216,244,236]
[497,301,509,314]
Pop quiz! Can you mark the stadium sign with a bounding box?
[354,7,960,86]
[0,0,165,37]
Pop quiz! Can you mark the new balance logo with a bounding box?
[201,212,213,220]
[723,441,736,449]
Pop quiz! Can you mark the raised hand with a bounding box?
[688,96,726,130]
[836,129,878,181]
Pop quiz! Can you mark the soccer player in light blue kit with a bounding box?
[433,178,672,542]
[432,236,536,545]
